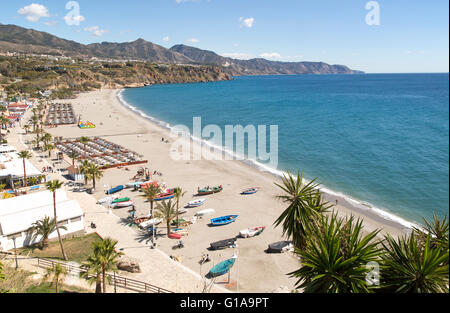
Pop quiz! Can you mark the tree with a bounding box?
[379,233,449,293]
[414,213,449,260]
[79,160,91,185]
[81,254,103,293]
[23,124,30,134]
[155,200,178,237]
[274,171,331,250]
[18,150,32,187]
[140,184,162,244]
[34,128,43,149]
[27,216,67,250]
[0,116,9,143]
[79,137,90,159]
[41,132,52,146]
[44,143,55,158]
[174,187,187,227]
[46,180,68,261]
[289,213,382,293]
[91,238,123,293]
[85,162,103,190]
[43,263,67,293]
[67,150,79,166]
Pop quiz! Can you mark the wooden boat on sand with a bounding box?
[210,238,237,250]
[154,193,175,201]
[197,185,223,196]
[241,187,259,195]
[187,198,206,207]
[106,185,124,195]
[239,226,265,238]
[195,208,215,217]
[210,215,238,226]
[208,253,237,277]
[267,241,293,253]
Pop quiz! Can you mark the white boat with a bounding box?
[140,218,163,228]
[195,208,215,217]
[111,201,134,208]
[187,198,207,207]
[177,208,188,214]
[239,226,266,238]
[97,195,118,204]
[126,181,145,188]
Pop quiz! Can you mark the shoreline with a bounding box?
[44,88,411,292]
[116,87,418,234]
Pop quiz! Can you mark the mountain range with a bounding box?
[0,23,363,76]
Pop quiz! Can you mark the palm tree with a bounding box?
[27,216,67,250]
[379,233,449,293]
[274,171,331,250]
[154,200,178,237]
[91,238,123,293]
[0,116,9,143]
[46,180,68,261]
[44,143,55,158]
[0,261,4,282]
[34,128,43,150]
[85,163,103,190]
[414,213,449,258]
[140,184,162,245]
[67,150,79,166]
[79,160,91,185]
[289,213,382,293]
[0,183,6,192]
[43,263,67,293]
[81,254,103,293]
[79,137,90,159]
[41,132,52,146]
[18,150,32,187]
[174,187,187,227]
[23,124,30,134]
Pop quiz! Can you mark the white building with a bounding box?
[0,189,85,251]
[0,144,43,188]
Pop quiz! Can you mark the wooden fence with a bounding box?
[37,257,173,293]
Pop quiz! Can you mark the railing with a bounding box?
[36,257,173,293]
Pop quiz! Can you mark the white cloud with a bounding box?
[240,17,255,28]
[163,36,170,42]
[18,3,50,22]
[187,38,200,43]
[259,52,282,59]
[84,26,108,37]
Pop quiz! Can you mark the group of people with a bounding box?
[42,166,54,173]
[161,137,169,144]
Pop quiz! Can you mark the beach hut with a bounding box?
[67,165,84,182]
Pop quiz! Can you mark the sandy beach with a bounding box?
[40,88,410,293]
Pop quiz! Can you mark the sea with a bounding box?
[119,73,449,228]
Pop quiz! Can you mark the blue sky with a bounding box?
[1,0,448,73]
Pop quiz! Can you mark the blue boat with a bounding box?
[106,185,124,195]
[208,254,238,278]
[241,187,259,195]
[210,215,239,226]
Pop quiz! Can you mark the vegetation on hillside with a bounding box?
[0,55,231,99]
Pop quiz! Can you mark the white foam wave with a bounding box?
[116,89,421,231]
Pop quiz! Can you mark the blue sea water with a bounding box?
[120,74,449,226]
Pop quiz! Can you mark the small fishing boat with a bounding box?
[210,238,237,250]
[106,185,124,195]
[241,187,259,195]
[187,198,206,207]
[111,197,131,204]
[140,181,159,189]
[197,185,223,196]
[239,226,266,238]
[267,241,293,253]
[126,181,145,188]
[168,233,182,240]
[140,218,163,228]
[195,208,215,217]
[177,208,188,214]
[111,201,134,208]
[208,253,237,277]
[210,215,239,226]
[154,193,175,201]
[97,195,118,204]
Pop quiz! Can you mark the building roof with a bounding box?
[0,153,42,179]
[0,198,83,236]
[0,189,67,216]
